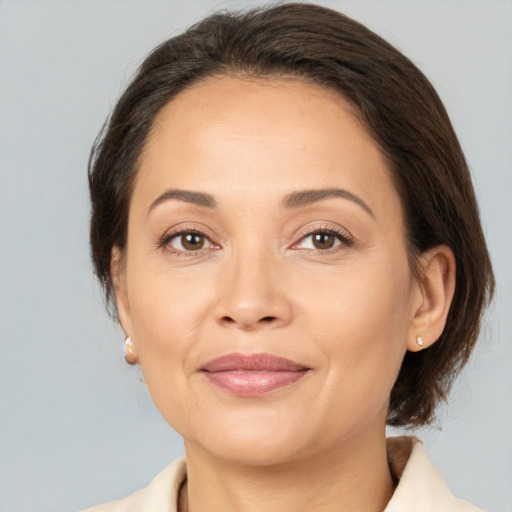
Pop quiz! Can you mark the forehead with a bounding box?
[134,75,401,223]
[148,75,367,157]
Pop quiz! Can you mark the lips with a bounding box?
[200,353,310,396]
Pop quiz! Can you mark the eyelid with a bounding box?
[158,224,221,255]
[290,223,354,251]
[157,222,353,255]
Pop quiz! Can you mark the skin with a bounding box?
[114,76,455,512]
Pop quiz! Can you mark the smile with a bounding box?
[200,353,310,396]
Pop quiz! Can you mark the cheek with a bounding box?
[297,255,412,399]
[127,257,213,344]
[300,255,412,339]
[123,259,215,407]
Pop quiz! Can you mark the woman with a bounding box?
[82,3,494,511]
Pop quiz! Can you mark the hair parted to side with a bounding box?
[89,3,494,427]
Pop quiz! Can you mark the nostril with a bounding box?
[220,315,277,327]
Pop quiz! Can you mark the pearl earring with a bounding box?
[416,335,424,348]
[124,336,138,365]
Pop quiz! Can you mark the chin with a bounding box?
[203,436,304,467]
[181,409,315,467]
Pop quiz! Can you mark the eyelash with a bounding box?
[158,225,219,257]
[292,225,354,253]
[158,224,353,257]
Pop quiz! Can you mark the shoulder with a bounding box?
[385,437,485,512]
[78,458,186,512]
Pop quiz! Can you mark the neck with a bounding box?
[182,428,395,512]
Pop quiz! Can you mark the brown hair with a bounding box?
[89,3,494,426]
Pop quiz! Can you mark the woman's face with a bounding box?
[116,77,422,464]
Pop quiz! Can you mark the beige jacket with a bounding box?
[80,437,484,512]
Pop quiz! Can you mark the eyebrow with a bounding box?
[148,189,217,214]
[282,188,374,217]
[147,187,373,217]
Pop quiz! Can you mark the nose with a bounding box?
[213,246,293,331]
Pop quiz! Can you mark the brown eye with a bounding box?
[169,232,210,251]
[292,229,351,252]
[182,233,205,250]
[312,233,335,249]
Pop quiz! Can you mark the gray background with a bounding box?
[1,1,510,511]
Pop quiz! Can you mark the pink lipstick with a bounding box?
[201,353,309,396]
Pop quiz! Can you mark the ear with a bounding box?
[111,246,135,345]
[407,245,456,352]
